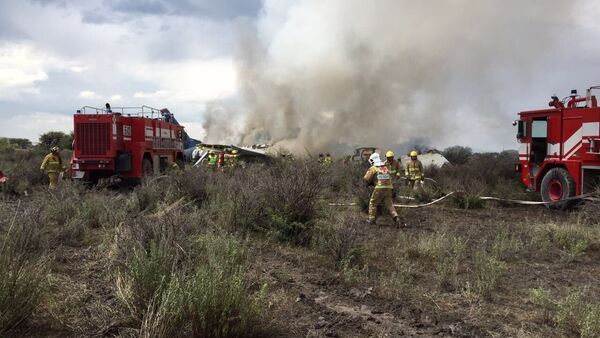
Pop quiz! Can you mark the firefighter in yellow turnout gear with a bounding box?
[405,150,424,190]
[364,153,400,226]
[385,150,403,198]
[40,146,64,189]
[225,149,239,168]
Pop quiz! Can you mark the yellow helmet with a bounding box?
[386,150,394,158]
[231,150,238,154]
[410,150,418,157]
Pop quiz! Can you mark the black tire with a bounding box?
[540,167,577,210]
[141,158,153,178]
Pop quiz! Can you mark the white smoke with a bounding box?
[205,0,581,154]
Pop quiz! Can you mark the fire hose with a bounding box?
[328,191,596,209]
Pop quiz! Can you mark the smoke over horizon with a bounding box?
[203,0,580,154]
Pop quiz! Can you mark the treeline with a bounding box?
[0,131,73,152]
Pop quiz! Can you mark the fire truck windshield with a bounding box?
[531,120,547,138]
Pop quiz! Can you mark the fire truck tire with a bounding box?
[142,158,153,177]
[540,167,577,210]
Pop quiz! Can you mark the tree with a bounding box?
[442,145,473,165]
[38,131,74,150]
[0,138,32,149]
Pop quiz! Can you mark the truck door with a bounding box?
[531,118,548,164]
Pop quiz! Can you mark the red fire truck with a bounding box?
[70,105,185,182]
[516,86,600,209]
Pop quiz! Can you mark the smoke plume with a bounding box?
[205,0,578,154]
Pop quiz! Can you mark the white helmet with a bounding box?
[368,153,383,166]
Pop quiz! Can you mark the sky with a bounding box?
[1,0,600,152]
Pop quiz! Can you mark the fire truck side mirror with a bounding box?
[516,120,526,139]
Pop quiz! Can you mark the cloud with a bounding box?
[0,112,72,141]
[103,0,261,20]
[133,89,171,99]
[110,94,122,101]
[129,58,237,102]
[0,43,49,89]
[78,90,101,99]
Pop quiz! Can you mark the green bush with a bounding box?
[0,209,47,335]
[526,288,600,337]
[528,287,554,324]
[471,251,505,299]
[126,233,266,338]
[316,213,363,268]
[115,216,189,319]
[218,160,325,245]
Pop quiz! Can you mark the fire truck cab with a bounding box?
[516,86,600,209]
[70,105,185,183]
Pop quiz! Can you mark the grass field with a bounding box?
[1,151,600,337]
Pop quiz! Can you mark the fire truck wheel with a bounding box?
[540,167,577,210]
[142,158,153,177]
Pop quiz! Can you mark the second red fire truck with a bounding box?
[516,86,600,209]
[70,104,185,183]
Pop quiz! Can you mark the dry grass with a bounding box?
[1,149,600,337]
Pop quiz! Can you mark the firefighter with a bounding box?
[385,150,403,198]
[405,150,424,190]
[207,151,217,168]
[40,146,64,189]
[226,149,239,168]
[364,153,400,226]
[168,159,181,173]
[217,151,225,168]
[323,153,333,166]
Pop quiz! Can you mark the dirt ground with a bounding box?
[11,201,599,338]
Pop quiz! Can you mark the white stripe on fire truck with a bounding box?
[563,140,582,160]
[562,126,582,159]
[582,122,600,137]
[547,143,560,157]
[518,143,528,158]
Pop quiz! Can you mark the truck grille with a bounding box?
[76,123,111,155]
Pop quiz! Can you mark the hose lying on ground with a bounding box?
[328,192,596,208]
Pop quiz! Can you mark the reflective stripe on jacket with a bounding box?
[40,153,63,173]
[364,165,393,189]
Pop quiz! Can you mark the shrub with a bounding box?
[535,223,592,259]
[131,177,182,213]
[490,227,526,261]
[470,251,505,299]
[528,287,554,324]
[220,160,325,245]
[0,206,47,335]
[0,149,46,195]
[114,215,192,319]
[529,288,600,337]
[442,145,473,165]
[317,213,363,268]
[435,236,467,289]
[134,234,266,338]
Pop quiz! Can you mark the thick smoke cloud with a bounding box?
[205,0,578,154]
